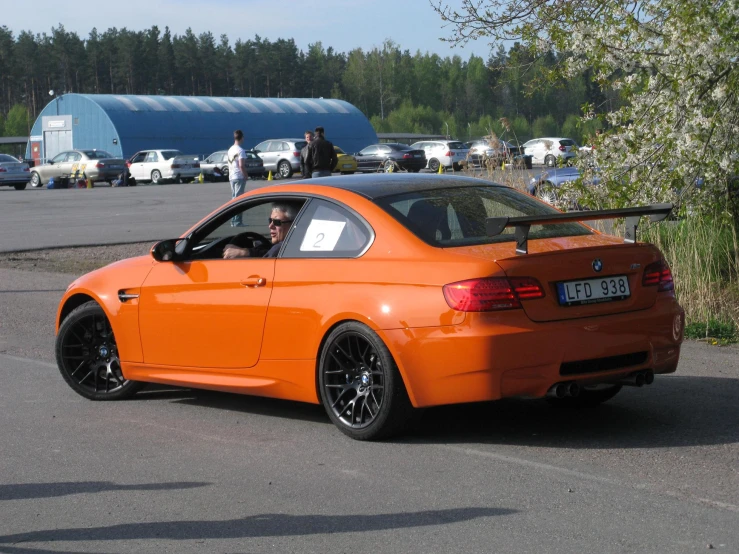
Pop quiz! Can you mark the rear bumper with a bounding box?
[0,176,31,185]
[383,298,684,408]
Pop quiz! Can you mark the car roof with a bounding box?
[269,173,505,200]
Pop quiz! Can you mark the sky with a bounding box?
[0,0,496,60]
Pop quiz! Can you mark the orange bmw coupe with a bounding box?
[55,174,684,440]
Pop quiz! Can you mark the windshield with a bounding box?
[375,185,591,247]
[83,150,114,159]
[161,150,182,160]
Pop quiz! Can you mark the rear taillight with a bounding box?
[125,161,132,167]
[95,162,105,168]
[293,151,300,157]
[171,163,181,168]
[403,153,412,159]
[444,150,451,156]
[558,145,566,151]
[443,277,545,312]
[0,168,6,172]
[23,167,29,172]
[642,259,674,292]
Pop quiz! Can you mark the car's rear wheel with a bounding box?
[278,160,293,178]
[56,301,143,401]
[546,384,622,408]
[14,183,27,190]
[318,322,415,440]
[151,170,162,184]
[536,182,559,205]
[428,158,440,172]
[383,160,396,173]
[545,154,556,167]
[30,172,42,187]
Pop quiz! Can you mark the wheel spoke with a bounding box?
[328,350,350,371]
[69,360,86,377]
[330,386,354,410]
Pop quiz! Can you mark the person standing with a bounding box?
[300,130,314,179]
[307,126,338,178]
[227,129,249,226]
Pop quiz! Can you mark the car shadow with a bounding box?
[0,481,210,501]
[403,375,739,449]
[0,507,515,546]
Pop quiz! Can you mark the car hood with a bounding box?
[66,254,155,295]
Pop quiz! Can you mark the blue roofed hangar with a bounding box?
[26,94,377,163]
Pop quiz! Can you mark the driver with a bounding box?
[222,202,300,259]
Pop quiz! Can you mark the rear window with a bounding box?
[0,154,19,162]
[447,142,466,149]
[559,139,577,147]
[294,141,308,150]
[83,150,113,159]
[375,185,591,247]
[161,150,182,160]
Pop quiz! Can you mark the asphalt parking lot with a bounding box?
[0,177,737,553]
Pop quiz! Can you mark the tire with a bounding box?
[546,384,622,408]
[151,170,162,184]
[318,322,416,440]
[428,158,440,172]
[55,301,144,401]
[30,172,42,187]
[452,162,461,171]
[14,183,27,190]
[536,182,559,205]
[220,166,229,181]
[545,155,556,167]
[383,160,396,173]
[277,160,293,179]
[340,171,355,175]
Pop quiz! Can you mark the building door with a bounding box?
[44,130,72,162]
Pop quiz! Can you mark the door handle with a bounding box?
[240,276,266,287]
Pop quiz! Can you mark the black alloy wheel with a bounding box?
[318,322,415,440]
[278,160,293,178]
[30,172,42,187]
[55,301,143,400]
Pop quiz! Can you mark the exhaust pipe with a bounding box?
[547,381,580,398]
[611,370,654,387]
[567,382,580,398]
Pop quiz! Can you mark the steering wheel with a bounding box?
[231,231,271,250]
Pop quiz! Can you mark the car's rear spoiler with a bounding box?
[485,203,673,255]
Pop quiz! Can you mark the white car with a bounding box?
[0,154,31,190]
[127,149,201,184]
[521,137,578,167]
[409,140,469,172]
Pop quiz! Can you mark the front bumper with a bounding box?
[383,298,684,408]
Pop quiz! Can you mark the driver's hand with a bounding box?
[223,245,250,259]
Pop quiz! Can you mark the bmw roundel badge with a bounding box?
[592,259,603,272]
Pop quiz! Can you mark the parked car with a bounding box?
[126,150,200,184]
[253,138,308,179]
[53,174,684,441]
[521,138,578,167]
[463,139,522,168]
[201,150,265,181]
[527,167,601,205]
[353,143,427,173]
[334,146,357,174]
[410,140,469,172]
[29,149,127,188]
[0,154,31,190]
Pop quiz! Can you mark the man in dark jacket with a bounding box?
[299,130,313,179]
[307,126,338,178]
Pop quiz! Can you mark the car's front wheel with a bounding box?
[277,160,293,178]
[30,172,42,187]
[318,322,415,440]
[536,182,559,205]
[56,301,143,400]
[545,154,556,167]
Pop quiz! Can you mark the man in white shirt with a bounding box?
[227,129,249,226]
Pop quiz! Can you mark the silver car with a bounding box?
[201,150,265,181]
[253,138,308,178]
[30,149,127,187]
[409,140,469,172]
[127,149,201,184]
[0,154,31,190]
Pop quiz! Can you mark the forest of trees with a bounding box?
[0,24,614,145]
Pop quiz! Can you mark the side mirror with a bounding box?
[151,239,183,262]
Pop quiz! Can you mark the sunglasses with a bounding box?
[268,217,293,227]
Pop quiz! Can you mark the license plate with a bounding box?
[342,163,353,168]
[556,275,630,306]
[108,165,122,170]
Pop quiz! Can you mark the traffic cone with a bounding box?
[84,171,93,188]
[437,163,443,174]
[197,173,204,184]
[267,170,273,181]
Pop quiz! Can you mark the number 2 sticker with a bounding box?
[300,220,346,251]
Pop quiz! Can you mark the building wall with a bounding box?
[27,94,377,161]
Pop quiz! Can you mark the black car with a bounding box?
[354,143,427,173]
[201,149,265,181]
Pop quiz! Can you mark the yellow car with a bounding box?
[334,146,357,174]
